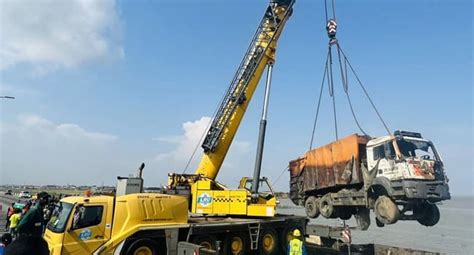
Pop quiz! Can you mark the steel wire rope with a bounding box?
[271,166,290,187]
[328,46,339,140]
[337,46,392,135]
[309,52,330,150]
[335,43,368,136]
[324,0,329,22]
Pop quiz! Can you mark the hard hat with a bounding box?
[293,229,301,237]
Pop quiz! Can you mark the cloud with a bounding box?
[152,116,254,185]
[155,116,211,162]
[149,116,255,187]
[0,114,123,185]
[0,82,39,97]
[0,0,123,71]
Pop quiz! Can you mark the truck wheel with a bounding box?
[415,203,440,227]
[126,239,158,255]
[319,194,335,218]
[304,196,320,218]
[374,196,399,225]
[223,232,248,255]
[191,234,218,251]
[259,228,279,255]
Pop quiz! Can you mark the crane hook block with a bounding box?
[326,19,337,39]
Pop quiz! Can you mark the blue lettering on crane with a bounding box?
[197,193,212,207]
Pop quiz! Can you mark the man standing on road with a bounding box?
[288,229,307,255]
[16,192,50,237]
[8,209,21,239]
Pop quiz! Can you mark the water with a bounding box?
[278,197,474,254]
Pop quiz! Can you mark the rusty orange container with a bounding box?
[289,134,369,205]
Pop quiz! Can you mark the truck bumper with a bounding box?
[399,180,450,202]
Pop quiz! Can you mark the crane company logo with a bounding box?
[79,229,92,240]
[197,193,212,207]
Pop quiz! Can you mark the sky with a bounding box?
[0,0,472,195]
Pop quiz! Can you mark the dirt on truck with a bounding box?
[289,131,450,229]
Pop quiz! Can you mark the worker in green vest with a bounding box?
[288,229,307,255]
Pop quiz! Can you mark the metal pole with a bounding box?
[251,64,273,201]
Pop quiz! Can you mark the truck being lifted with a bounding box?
[289,130,450,229]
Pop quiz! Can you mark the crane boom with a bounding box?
[196,0,294,180]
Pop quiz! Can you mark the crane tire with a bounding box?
[223,232,248,255]
[125,238,158,255]
[191,234,218,251]
[259,227,279,255]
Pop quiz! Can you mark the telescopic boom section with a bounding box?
[196,0,294,180]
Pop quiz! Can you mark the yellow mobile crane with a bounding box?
[167,0,294,217]
[44,1,310,255]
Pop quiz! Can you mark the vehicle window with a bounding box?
[47,202,74,233]
[373,145,385,160]
[384,142,396,159]
[397,139,437,160]
[72,206,103,229]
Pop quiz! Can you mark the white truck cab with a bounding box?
[365,131,450,227]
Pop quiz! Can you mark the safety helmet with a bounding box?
[293,229,301,237]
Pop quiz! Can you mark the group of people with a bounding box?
[1,192,52,255]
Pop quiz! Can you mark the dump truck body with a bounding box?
[289,134,368,204]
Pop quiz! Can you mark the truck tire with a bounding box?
[223,232,248,255]
[258,227,279,255]
[319,194,335,218]
[191,234,218,251]
[415,203,440,227]
[304,196,320,218]
[374,196,399,225]
[125,239,158,255]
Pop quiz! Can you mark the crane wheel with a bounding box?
[319,194,335,218]
[191,234,218,251]
[374,195,400,225]
[223,232,248,255]
[415,203,440,227]
[304,196,320,218]
[259,228,279,255]
[126,239,158,255]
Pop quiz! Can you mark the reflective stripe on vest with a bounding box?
[289,239,303,255]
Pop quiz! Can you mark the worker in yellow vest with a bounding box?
[288,229,307,255]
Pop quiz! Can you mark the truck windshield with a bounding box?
[47,202,74,233]
[397,139,438,160]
